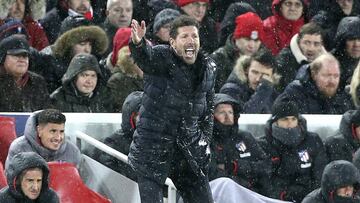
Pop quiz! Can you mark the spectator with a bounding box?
[350,61,360,108]
[105,28,143,112]
[0,35,50,112]
[302,160,360,203]
[177,0,218,54]
[6,109,81,169]
[325,109,360,162]
[220,48,280,113]
[276,22,326,92]
[96,91,143,180]
[263,0,307,55]
[209,93,271,193]
[102,0,133,56]
[275,53,353,114]
[332,16,360,91]
[50,53,114,112]
[212,12,265,92]
[40,0,96,44]
[0,152,59,202]
[0,0,48,51]
[258,101,328,202]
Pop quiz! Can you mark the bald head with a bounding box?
[106,0,133,28]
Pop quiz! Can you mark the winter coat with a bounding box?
[263,0,305,55]
[0,71,50,112]
[276,34,311,92]
[209,93,271,193]
[325,110,360,162]
[210,35,240,92]
[275,65,354,114]
[258,117,328,202]
[0,152,59,203]
[5,111,82,170]
[96,91,143,181]
[220,62,279,114]
[50,54,114,113]
[302,160,360,203]
[101,18,118,57]
[23,16,49,51]
[128,40,216,184]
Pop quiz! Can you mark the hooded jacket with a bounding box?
[275,65,354,114]
[0,152,59,203]
[96,91,143,180]
[325,110,360,162]
[5,111,81,170]
[50,53,114,112]
[263,0,306,55]
[258,116,328,202]
[209,93,271,193]
[302,160,360,203]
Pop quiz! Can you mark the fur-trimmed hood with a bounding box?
[0,0,46,20]
[290,33,327,64]
[53,25,108,60]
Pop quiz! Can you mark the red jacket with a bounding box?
[23,16,49,51]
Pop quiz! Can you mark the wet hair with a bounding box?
[297,22,323,44]
[169,15,199,39]
[252,48,276,69]
[36,109,66,125]
[310,53,339,75]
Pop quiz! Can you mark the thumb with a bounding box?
[141,20,146,30]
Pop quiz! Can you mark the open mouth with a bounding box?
[185,48,195,58]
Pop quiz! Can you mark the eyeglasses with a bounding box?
[283,1,303,8]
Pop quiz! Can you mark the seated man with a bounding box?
[209,93,270,193]
[325,109,360,162]
[6,109,81,170]
[302,160,360,203]
[0,152,59,202]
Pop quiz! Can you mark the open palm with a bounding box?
[131,19,146,45]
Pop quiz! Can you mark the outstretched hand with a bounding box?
[131,19,146,45]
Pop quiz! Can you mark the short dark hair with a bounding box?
[169,15,199,39]
[252,48,276,69]
[298,22,323,43]
[36,109,66,125]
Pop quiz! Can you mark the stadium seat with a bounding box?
[48,162,111,203]
[0,116,17,166]
[0,162,7,189]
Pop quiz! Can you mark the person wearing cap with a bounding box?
[275,53,353,114]
[258,101,328,202]
[50,53,114,112]
[276,22,326,92]
[0,152,59,202]
[220,48,280,114]
[176,0,218,54]
[302,160,360,203]
[105,28,144,112]
[0,35,50,112]
[211,12,265,92]
[209,93,271,193]
[324,109,360,163]
[263,0,307,55]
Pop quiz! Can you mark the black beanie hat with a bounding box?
[271,101,299,121]
[351,110,360,127]
[153,8,180,34]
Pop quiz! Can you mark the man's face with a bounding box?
[345,39,360,59]
[336,185,354,197]
[37,123,65,151]
[8,0,25,20]
[276,116,298,128]
[299,34,323,62]
[156,23,171,42]
[3,53,29,80]
[312,60,340,98]
[181,2,208,22]
[336,0,353,15]
[235,37,261,56]
[72,41,92,56]
[214,103,235,126]
[68,0,91,15]
[21,168,43,200]
[280,0,303,21]
[247,60,273,90]
[170,26,200,64]
[75,70,98,95]
[107,0,133,28]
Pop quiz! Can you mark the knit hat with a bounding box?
[111,27,131,66]
[153,8,181,34]
[233,12,264,41]
[176,0,209,7]
[0,35,30,65]
[351,110,360,127]
[0,18,29,41]
[271,101,299,121]
[59,15,93,36]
